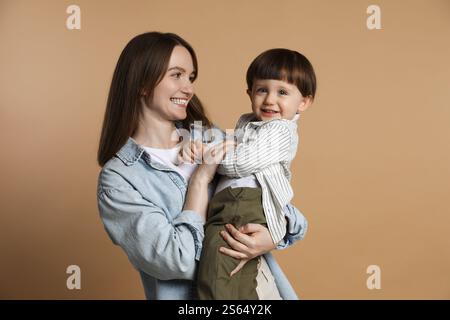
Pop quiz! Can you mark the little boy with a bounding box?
[197,48,316,300]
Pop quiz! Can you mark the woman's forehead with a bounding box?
[167,46,195,73]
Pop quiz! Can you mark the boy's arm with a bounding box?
[218,120,292,177]
[276,203,308,250]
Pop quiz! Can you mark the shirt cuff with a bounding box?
[173,210,205,260]
[276,205,308,250]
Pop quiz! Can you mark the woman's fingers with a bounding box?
[230,259,250,277]
[180,138,235,165]
[224,224,254,249]
[178,143,192,164]
[218,246,247,260]
[239,223,265,234]
[192,140,203,163]
[220,227,250,254]
[219,246,251,276]
[203,143,224,164]
[178,139,203,164]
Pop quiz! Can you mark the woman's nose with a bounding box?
[181,80,194,96]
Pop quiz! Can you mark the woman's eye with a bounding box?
[172,72,182,79]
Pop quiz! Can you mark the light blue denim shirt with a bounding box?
[97,135,307,300]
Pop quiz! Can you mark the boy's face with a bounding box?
[247,79,312,121]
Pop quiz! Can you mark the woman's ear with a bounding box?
[298,96,313,113]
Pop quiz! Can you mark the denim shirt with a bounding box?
[97,137,308,300]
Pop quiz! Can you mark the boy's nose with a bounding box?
[264,93,277,105]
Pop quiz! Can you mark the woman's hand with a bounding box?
[184,140,235,220]
[189,140,235,184]
[178,139,203,164]
[219,223,277,276]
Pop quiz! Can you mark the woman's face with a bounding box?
[145,45,195,121]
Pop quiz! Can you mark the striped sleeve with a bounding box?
[218,120,292,177]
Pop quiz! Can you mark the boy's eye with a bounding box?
[256,88,267,93]
[279,90,288,95]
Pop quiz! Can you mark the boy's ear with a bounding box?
[298,96,313,113]
[246,89,251,97]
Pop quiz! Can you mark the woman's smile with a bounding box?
[170,97,189,106]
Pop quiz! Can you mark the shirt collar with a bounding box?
[116,121,186,166]
[247,113,300,128]
[116,137,146,166]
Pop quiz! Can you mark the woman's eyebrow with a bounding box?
[167,66,195,74]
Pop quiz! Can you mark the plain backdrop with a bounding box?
[1,0,449,299]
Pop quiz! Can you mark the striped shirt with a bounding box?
[218,112,299,243]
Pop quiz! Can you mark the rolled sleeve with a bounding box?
[276,203,308,250]
[172,210,205,260]
[98,186,205,281]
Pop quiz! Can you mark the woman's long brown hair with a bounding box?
[97,32,211,167]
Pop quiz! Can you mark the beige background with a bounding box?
[1,0,449,299]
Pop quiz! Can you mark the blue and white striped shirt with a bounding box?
[218,113,300,243]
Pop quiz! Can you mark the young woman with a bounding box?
[97,32,305,299]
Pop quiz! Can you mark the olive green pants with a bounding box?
[197,187,267,300]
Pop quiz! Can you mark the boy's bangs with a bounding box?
[253,61,299,85]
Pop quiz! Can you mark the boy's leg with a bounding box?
[197,187,267,300]
[197,188,241,299]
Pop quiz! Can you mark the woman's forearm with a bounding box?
[183,173,210,222]
[183,142,226,221]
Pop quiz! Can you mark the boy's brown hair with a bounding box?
[246,48,317,99]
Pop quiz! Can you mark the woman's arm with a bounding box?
[183,140,232,220]
[217,203,308,275]
[218,223,276,276]
[98,181,204,281]
[183,170,214,222]
[98,142,228,281]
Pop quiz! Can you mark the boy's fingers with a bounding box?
[222,140,236,154]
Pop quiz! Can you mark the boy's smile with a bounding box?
[247,79,312,121]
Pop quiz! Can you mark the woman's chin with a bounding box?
[171,110,187,121]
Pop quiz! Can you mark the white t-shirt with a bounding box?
[142,145,197,184]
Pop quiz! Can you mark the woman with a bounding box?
[97,32,306,299]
